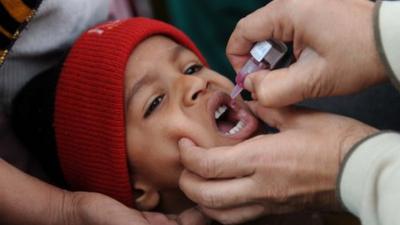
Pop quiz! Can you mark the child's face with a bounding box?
[124,36,260,211]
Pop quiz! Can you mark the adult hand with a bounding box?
[69,192,208,225]
[226,0,387,107]
[0,159,208,225]
[178,102,377,224]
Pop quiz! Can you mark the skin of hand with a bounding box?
[226,0,387,107]
[178,101,377,224]
[69,192,209,225]
[0,159,208,225]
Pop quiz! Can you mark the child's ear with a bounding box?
[133,180,160,210]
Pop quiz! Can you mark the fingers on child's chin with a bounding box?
[178,208,210,225]
[178,138,195,148]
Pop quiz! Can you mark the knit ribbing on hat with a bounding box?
[54,17,206,207]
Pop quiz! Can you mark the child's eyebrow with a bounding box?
[126,74,156,110]
[168,45,186,63]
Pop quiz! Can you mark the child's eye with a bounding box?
[144,95,164,118]
[184,64,203,75]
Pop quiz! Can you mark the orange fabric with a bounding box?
[0,0,32,23]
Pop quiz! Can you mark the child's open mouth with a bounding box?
[209,92,259,140]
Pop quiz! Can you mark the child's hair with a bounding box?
[12,17,207,207]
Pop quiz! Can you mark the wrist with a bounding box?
[338,125,378,164]
[63,191,126,225]
[310,190,343,212]
[361,0,387,88]
[47,190,79,225]
[369,0,388,85]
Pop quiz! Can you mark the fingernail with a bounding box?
[178,138,194,148]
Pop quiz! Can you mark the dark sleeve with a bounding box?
[11,63,67,188]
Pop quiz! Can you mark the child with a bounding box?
[12,17,265,213]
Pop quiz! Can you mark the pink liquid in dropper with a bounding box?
[230,57,268,100]
[230,71,247,106]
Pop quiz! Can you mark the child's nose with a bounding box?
[180,75,208,106]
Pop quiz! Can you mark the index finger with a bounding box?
[226,1,293,72]
[179,170,258,209]
[178,138,255,179]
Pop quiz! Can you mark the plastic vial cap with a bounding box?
[250,40,287,69]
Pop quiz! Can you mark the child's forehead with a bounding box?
[128,35,193,67]
[136,35,182,53]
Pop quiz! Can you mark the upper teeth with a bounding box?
[215,105,227,119]
[226,120,246,135]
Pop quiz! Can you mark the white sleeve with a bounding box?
[338,131,400,225]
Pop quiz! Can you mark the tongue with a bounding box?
[217,121,236,133]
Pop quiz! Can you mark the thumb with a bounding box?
[246,101,292,131]
[178,207,210,225]
[247,47,322,107]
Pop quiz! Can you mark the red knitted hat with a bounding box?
[54,17,206,207]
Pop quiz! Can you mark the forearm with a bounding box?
[323,2,400,221]
[374,0,400,90]
[0,159,73,225]
[338,131,400,225]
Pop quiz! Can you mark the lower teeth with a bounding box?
[226,120,245,135]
